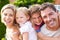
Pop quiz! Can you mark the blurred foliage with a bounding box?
[0,15,6,39]
[0,0,9,39]
[14,0,54,7]
[1,37,6,40]
[0,0,9,11]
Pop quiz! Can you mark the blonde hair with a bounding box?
[1,4,16,23]
[17,7,30,17]
[1,4,16,13]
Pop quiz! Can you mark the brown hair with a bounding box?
[29,4,42,27]
[1,4,16,14]
[29,4,41,18]
[40,2,57,12]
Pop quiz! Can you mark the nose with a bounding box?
[36,18,40,22]
[47,17,51,22]
[6,16,10,20]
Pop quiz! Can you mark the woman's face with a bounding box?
[1,9,15,26]
[31,12,42,25]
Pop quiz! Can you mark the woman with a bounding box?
[1,4,20,40]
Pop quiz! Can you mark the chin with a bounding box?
[49,25,56,28]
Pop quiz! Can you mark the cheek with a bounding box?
[51,15,58,21]
[43,18,47,24]
[10,17,15,22]
[16,19,19,24]
[32,19,36,22]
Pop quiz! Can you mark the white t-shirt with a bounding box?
[55,5,60,12]
[19,21,37,40]
[6,28,18,40]
[41,24,60,37]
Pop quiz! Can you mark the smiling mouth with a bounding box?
[48,21,55,26]
[5,20,11,23]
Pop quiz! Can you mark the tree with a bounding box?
[14,0,54,7]
[0,0,9,39]
[0,0,9,11]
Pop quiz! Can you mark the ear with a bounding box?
[56,10,59,16]
[58,12,60,26]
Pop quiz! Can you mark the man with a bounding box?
[38,2,60,40]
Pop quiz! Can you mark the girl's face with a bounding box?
[31,12,42,25]
[16,11,29,25]
[2,9,14,26]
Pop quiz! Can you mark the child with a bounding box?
[16,7,37,40]
[29,4,44,40]
[1,4,20,40]
[29,4,44,33]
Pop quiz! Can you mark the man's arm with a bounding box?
[37,32,60,40]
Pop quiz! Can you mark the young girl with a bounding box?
[1,4,20,40]
[16,7,37,40]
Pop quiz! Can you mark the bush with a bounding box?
[1,37,6,40]
[0,15,6,39]
[0,0,9,11]
[0,0,9,39]
[0,22,6,39]
[14,0,54,7]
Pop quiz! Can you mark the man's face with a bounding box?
[41,7,59,29]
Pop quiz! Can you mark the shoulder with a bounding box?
[41,24,46,30]
[20,21,32,34]
[41,24,47,33]
[21,21,32,29]
[13,25,20,34]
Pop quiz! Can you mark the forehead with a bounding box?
[3,9,14,14]
[32,13,40,17]
[41,7,55,16]
[16,11,26,17]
